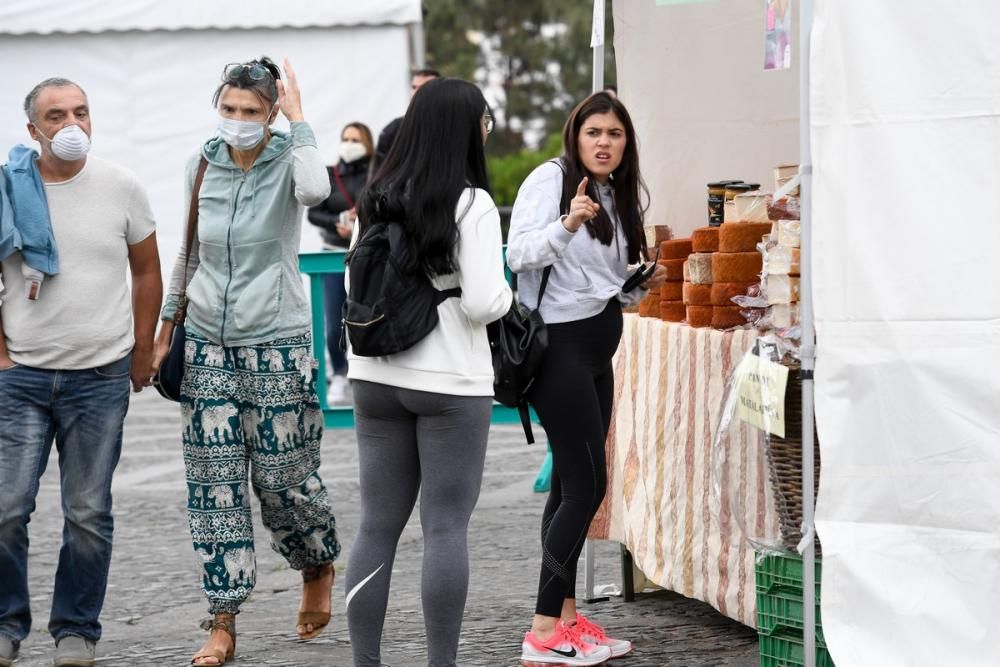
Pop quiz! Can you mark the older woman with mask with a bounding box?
[154,57,340,665]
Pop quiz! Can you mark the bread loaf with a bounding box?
[659,300,686,322]
[686,305,713,328]
[723,200,737,223]
[712,305,749,329]
[691,226,720,252]
[769,303,800,328]
[660,238,693,260]
[658,258,686,281]
[644,225,672,248]
[659,281,683,301]
[683,282,713,306]
[776,220,801,248]
[711,281,757,306]
[685,252,713,285]
[711,252,762,282]
[719,222,772,253]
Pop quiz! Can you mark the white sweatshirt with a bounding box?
[346,188,513,396]
[506,160,646,324]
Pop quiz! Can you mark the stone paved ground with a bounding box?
[14,391,759,666]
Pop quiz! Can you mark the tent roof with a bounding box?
[0,0,422,35]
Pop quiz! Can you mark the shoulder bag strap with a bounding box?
[331,165,356,210]
[175,157,209,324]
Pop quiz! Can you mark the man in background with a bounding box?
[372,68,440,170]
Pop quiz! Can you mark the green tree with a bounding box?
[424,0,616,156]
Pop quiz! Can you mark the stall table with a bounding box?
[588,314,781,627]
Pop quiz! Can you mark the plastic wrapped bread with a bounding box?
[723,199,737,223]
[765,275,801,304]
[686,252,713,284]
[774,219,801,248]
[769,303,800,328]
[764,245,801,275]
[734,192,772,222]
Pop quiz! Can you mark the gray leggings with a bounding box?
[345,380,492,667]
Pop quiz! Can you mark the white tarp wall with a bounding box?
[0,1,421,285]
[812,2,1000,665]
[612,0,799,238]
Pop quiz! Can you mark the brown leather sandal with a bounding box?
[296,563,334,640]
[191,614,236,666]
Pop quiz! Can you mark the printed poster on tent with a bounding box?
[764,0,792,70]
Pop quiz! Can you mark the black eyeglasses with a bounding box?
[222,62,275,83]
[483,113,495,134]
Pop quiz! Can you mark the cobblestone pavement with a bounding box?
[13,392,759,666]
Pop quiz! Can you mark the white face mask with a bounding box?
[339,141,368,164]
[35,124,91,162]
[217,117,266,150]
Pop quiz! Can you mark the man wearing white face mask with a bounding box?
[307,122,374,405]
[0,78,162,667]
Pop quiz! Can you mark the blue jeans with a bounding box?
[324,271,348,375]
[0,354,131,643]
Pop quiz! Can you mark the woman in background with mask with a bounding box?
[307,122,374,406]
[153,56,340,666]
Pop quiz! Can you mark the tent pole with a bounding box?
[592,0,605,93]
[798,0,817,666]
[583,0,605,604]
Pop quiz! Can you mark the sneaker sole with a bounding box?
[521,654,610,666]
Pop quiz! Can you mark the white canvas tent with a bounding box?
[0,0,422,283]
[613,1,1000,665]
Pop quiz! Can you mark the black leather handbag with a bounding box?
[487,266,551,443]
[153,158,208,402]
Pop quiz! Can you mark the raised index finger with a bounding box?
[576,177,589,197]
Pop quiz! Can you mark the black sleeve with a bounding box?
[307,202,340,232]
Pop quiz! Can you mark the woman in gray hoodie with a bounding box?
[154,57,339,666]
[507,92,666,666]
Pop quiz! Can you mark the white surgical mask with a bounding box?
[217,117,266,150]
[338,141,368,164]
[35,124,90,162]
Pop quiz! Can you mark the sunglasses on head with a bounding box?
[222,62,275,83]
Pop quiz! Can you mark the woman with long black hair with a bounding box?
[507,92,666,665]
[342,78,512,667]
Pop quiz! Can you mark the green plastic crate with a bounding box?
[759,629,835,667]
[756,553,833,667]
[756,553,823,599]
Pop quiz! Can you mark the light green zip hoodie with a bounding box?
[162,122,330,346]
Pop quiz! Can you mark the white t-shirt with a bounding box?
[0,156,156,369]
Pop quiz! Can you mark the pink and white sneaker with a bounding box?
[521,620,612,665]
[573,613,633,658]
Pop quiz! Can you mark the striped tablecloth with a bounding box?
[588,314,780,627]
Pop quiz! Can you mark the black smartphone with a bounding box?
[622,246,661,293]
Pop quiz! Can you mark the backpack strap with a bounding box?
[519,403,535,445]
[536,265,552,311]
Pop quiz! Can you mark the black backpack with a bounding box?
[488,266,551,444]
[342,220,461,357]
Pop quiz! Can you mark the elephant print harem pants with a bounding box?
[180,330,340,615]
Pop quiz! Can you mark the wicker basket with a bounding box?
[765,359,821,554]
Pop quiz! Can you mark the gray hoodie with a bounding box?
[506,160,645,324]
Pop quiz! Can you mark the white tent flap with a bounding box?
[812,1,1000,665]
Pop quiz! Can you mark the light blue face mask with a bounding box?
[217,117,266,150]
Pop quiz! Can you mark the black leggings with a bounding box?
[529,299,623,617]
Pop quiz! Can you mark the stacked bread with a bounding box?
[657,238,691,322]
[681,227,718,327]
[763,167,802,328]
[707,191,770,328]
